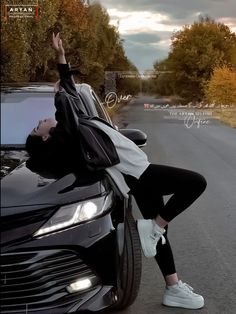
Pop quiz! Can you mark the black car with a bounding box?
[1,83,147,314]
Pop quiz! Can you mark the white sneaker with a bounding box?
[162,280,204,309]
[137,219,166,258]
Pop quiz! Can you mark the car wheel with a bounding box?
[115,208,142,309]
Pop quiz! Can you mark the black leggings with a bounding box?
[123,164,207,277]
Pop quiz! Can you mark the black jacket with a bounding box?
[54,64,120,171]
[27,63,120,177]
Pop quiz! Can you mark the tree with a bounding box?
[230,45,236,68]
[155,17,236,101]
[28,0,62,81]
[1,0,139,97]
[1,0,63,82]
[151,59,175,96]
[1,16,32,82]
[204,66,236,105]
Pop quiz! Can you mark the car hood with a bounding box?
[1,162,108,212]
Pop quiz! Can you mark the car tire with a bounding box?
[115,205,142,310]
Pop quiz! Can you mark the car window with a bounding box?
[1,88,113,147]
[91,91,107,120]
[91,91,113,125]
[1,92,55,145]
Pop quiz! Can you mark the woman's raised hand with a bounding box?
[52,32,65,56]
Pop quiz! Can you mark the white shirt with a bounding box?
[91,120,150,198]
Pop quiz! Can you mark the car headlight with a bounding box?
[34,192,113,237]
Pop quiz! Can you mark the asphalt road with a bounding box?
[110,95,236,314]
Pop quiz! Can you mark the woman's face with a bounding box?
[31,118,57,141]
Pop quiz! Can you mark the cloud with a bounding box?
[122,36,169,70]
[107,9,181,34]
[217,17,236,32]
[94,0,236,70]
[122,32,166,44]
[122,32,171,57]
[99,0,236,22]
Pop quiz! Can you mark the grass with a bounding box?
[165,96,236,129]
[105,98,135,119]
[212,107,236,128]
[106,104,120,119]
[105,94,236,129]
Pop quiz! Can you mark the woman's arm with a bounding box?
[52,32,66,64]
[52,32,78,97]
[52,33,85,135]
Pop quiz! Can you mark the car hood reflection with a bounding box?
[1,163,108,209]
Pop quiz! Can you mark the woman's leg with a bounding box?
[156,227,177,280]
[123,173,177,280]
[136,164,207,223]
[123,164,207,277]
[123,165,207,309]
[132,163,206,259]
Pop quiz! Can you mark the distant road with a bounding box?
[110,95,236,314]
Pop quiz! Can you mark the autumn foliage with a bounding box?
[1,0,140,95]
[204,66,236,105]
[149,17,236,102]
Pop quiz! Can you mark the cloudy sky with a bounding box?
[94,0,236,71]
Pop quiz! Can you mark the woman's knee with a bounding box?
[191,171,207,193]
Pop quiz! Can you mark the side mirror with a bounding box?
[119,128,147,147]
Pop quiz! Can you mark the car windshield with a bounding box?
[1,91,55,146]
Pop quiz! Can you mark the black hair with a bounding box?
[25,128,81,177]
[25,126,93,180]
[25,133,66,178]
[25,135,48,157]
[25,127,56,158]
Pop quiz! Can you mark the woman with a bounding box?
[26,33,207,310]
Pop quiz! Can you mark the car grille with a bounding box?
[1,249,98,313]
